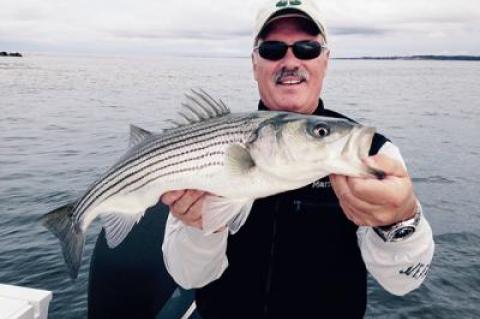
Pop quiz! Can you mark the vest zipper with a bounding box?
[293,199,302,212]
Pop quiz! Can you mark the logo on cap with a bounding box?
[276,0,302,8]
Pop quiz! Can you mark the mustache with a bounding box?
[273,67,309,84]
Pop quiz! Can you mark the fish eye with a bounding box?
[311,123,330,138]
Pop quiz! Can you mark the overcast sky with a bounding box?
[1,0,479,57]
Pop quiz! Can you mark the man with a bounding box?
[161,0,434,318]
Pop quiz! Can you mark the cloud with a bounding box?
[0,0,479,56]
[108,28,252,41]
[329,27,390,36]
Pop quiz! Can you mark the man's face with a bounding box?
[252,17,329,114]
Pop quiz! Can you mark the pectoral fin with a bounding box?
[202,196,254,235]
[225,144,255,176]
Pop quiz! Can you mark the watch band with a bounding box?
[373,202,422,242]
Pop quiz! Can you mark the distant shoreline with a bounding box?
[0,51,22,57]
[334,55,480,61]
[1,52,479,61]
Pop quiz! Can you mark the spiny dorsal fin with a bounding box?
[129,124,153,147]
[165,89,231,128]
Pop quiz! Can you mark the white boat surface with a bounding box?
[0,284,52,319]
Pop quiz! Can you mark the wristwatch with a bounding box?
[373,203,422,242]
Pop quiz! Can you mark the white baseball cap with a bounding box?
[254,0,327,42]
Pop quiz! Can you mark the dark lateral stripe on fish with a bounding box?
[77,154,225,222]
[126,161,224,194]
[108,119,246,176]
[74,143,224,222]
[72,121,248,212]
[72,113,265,222]
[103,150,226,201]
[74,134,242,222]
[72,126,248,218]
[113,151,226,197]
[115,114,251,168]
[73,120,250,214]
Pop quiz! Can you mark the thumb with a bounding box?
[363,154,407,178]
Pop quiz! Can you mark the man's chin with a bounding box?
[277,80,310,94]
[274,98,307,113]
[273,92,316,113]
[276,82,306,97]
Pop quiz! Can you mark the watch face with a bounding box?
[393,226,415,240]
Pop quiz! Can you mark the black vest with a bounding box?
[195,100,388,319]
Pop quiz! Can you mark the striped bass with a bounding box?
[41,89,383,279]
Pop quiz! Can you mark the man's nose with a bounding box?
[282,47,300,67]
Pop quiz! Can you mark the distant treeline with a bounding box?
[1,52,22,57]
[336,55,480,61]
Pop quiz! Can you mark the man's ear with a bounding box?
[252,53,258,82]
[324,48,330,71]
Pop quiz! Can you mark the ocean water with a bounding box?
[1,54,479,318]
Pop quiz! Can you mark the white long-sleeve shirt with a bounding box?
[162,141,435,294]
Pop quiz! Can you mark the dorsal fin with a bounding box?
[165,89,231,128]
[129,124,153,147]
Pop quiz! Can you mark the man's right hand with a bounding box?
[161,190,207,229]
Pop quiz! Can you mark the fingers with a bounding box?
[330,174,349,199]
[343,177,390,205]
[331,174,380,206]
[331,175,383,226]
[183,196,205,229]
[350,176,412,206]
[330,171,416,226]
[339,199,363,225]
[171,190,204,216]
[331,175,360,223]
[161,190,207,229]
[160,190,186,206]
[332,154,413,206]
[364,154,407,178]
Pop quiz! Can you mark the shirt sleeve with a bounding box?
[162,213,230,289]
[357,141,435,295]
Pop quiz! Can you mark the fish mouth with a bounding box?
[342,125,384,178]
[356,126,375,159]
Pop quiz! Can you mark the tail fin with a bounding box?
[40,202,84,279]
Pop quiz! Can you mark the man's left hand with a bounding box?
[330,154,417,227]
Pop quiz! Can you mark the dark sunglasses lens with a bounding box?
[293,41,322,60]
[259,41,288,61]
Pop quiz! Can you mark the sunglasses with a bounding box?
[254,40,328,61]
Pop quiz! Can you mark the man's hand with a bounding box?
[161,190,207,229]
[330,154,417,227]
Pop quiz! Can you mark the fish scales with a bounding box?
[74,114,251,210]
[78,119,249,215]
[74,115,254,220]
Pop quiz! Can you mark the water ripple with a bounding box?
[32,190,76,204]
[3,136,39,142]
[412,175,454,184]
[367,232,480,318]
